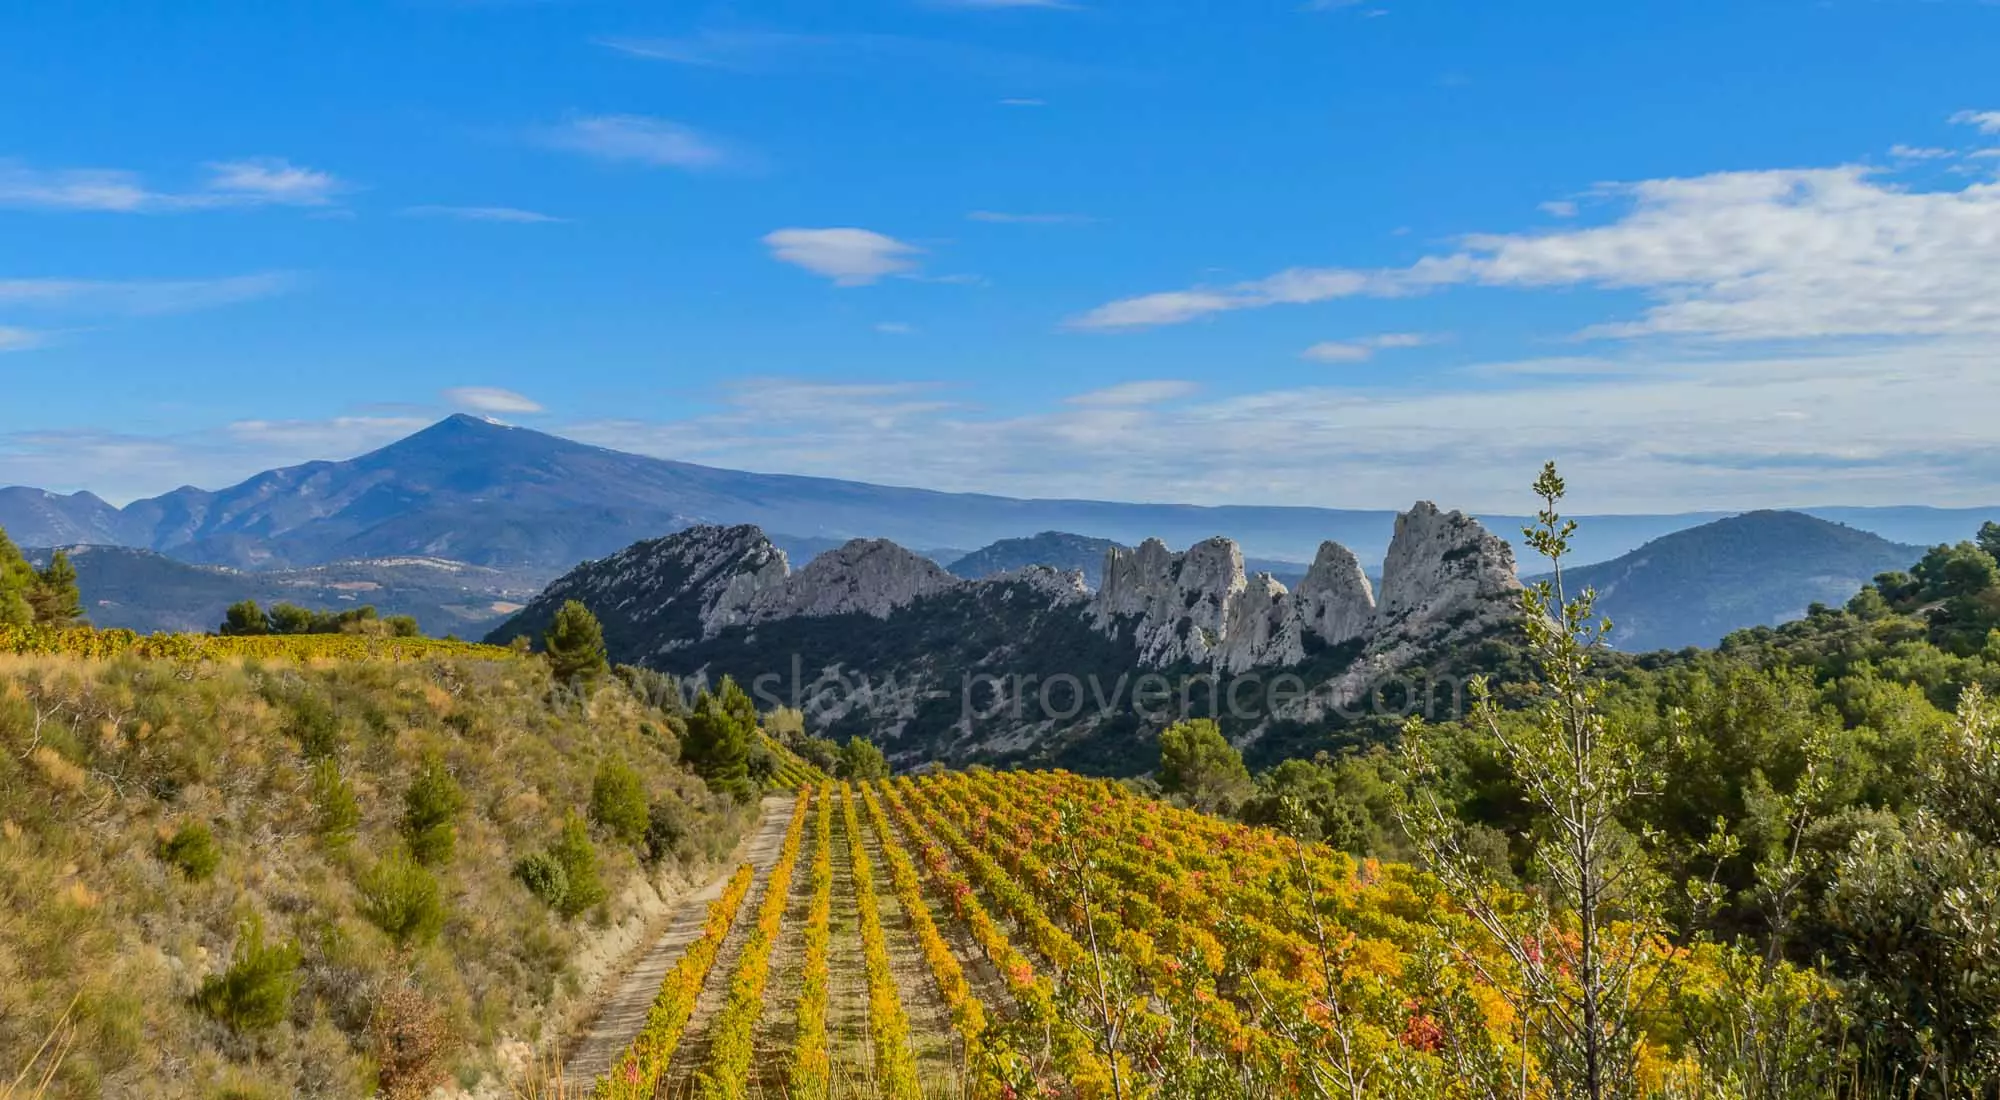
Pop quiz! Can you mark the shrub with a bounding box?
[399,754,464,866]
[309,759,360,847]
[549,813,606,919]
[589,756,650,847]
[289,693,344,762]
[194,916,302,1033]
[798,737,841,775]
[158,820,221,881]
[644,794,692,864]
[512,851,569,910]
[369,983,457,1100]
[358,853,447,948]
[837,736,889,781]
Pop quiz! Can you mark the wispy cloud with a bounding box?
[1890,144,1954,160]
[763,227,923,286]
[1951,109,2000,135]
[442,386,544,414]
[875,321,918,335]
[0,326,46,353]
[599,28,1098,85]
[1065,380,1198,406]
[547,339,2000,513]
[0,157,344,213]
[597,31,824,72]
[998,97,1047,107]
[1539,200,1579,217]
[967,210,1092,224]
[400,204,566,223]
[1073,163,2000,342]
[202,158,341,205]
[539,115,728,169]
[0,273,296,315]
[1300,333,1439,363]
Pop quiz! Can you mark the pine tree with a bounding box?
[29,549,83,626]
[544,600,608,685]
[683,676,754,799]
[0,526,36,628]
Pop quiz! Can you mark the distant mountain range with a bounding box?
[25,545,539,637]
[13,415,1991,578]
[1,416,1993,644]
[1561,511,1926,652]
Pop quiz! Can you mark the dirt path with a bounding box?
[826,794,874,1092]
[860,802,964,1093]
[562,794,796,1090]
[746,795,817,1095]
[658,795,799,1097]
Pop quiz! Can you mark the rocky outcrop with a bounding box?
[745,538,963,622]
[1374,502,1522,638]
[1085,504,1519,678]
[1094,537,1250,666]
[483,523,790,658]
[1291,541,1378,647]
[994,565,1091,605]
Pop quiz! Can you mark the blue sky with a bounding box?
[3,0,1999,512]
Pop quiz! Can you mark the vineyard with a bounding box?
[583,771,1753,1100]
[0,623,520,661]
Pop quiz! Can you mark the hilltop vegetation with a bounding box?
[0,637,760,1097]
[1558,510,1924,652]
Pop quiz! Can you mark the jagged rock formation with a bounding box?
[744,538,963,622]
[1375,502,1523,635]
[995,565,1092,604]
[1292,541,1378,647]
[1094,537,1249,666]
[495,502,1527,773]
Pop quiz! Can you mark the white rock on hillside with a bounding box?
[1374,501,1522,637]
[746,538,963,621]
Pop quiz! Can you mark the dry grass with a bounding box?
[0,652,749,1097]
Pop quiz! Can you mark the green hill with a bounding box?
[1560,510,1929,651]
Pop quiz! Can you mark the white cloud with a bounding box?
[1301,332,1437,363]
[1300,341,1372,363]
[547,339,2000,513]
[202,158,341,205]
[1064,380,1199,407]
[874,321,917,335]
[998,97,1047,107]
[400,205,566,223]
[968,210,1092,224]
[762,227,923,286]
[1951,109,2000,135]
[1539,200,1579,217]
[0,326,46,352]
[540,115,728,169]
[0,157,344,213]
[1890,144,1954,160]
[1074,165,2000,342]
[442,387,544,414]
[0,273,295,315]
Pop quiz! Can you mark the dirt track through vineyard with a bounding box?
[564,794,795,1089]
